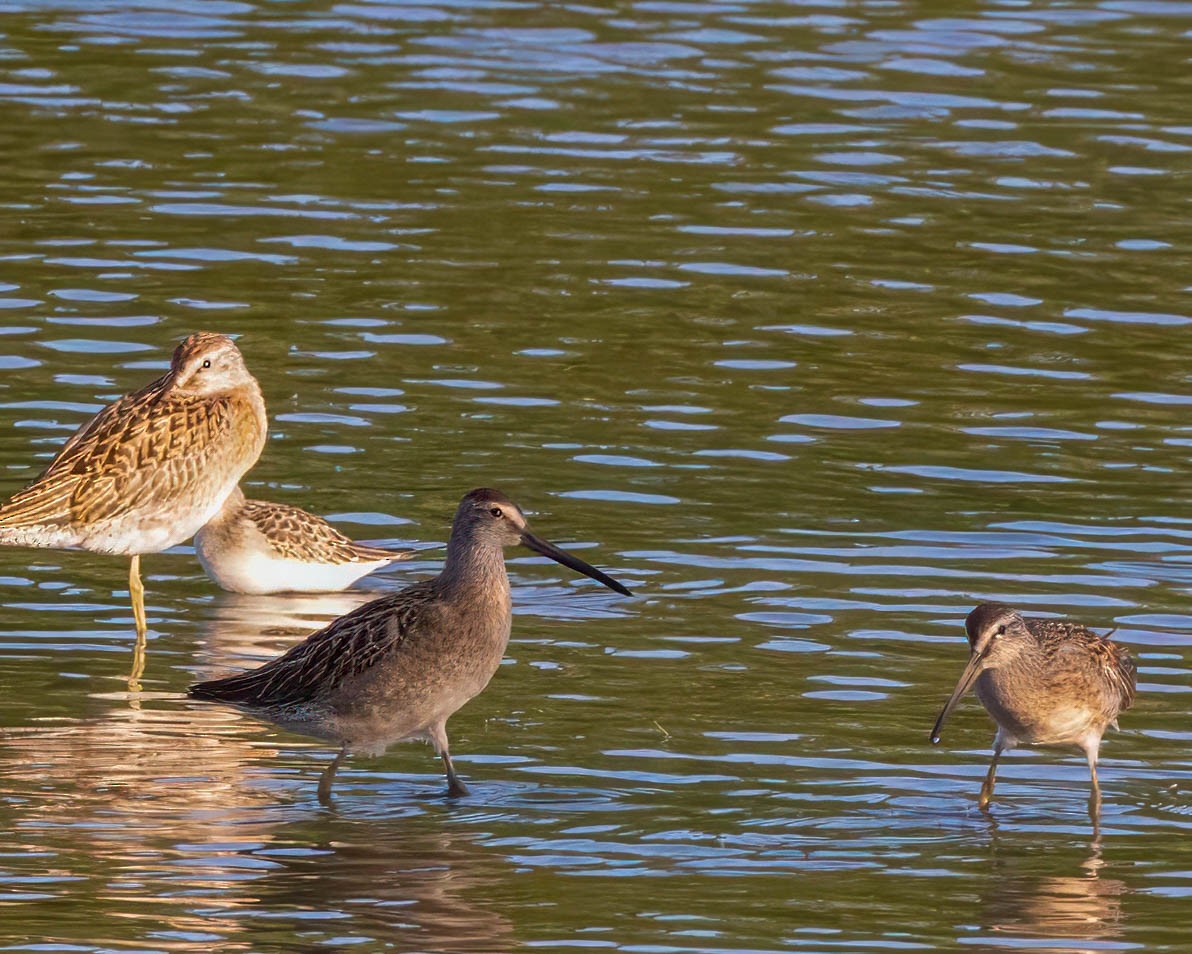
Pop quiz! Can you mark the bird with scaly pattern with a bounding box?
[931,602,1137,823]
[0,332,267,685]
[195,486,415,594]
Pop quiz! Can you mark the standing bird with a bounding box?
[194,486,415,594]
[930,602,1136,820]
[0,332,267,683]
[189,488,632,802]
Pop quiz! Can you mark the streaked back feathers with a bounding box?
[189,583,438,707]
[0,332,266,551]
[966,602,1137,715]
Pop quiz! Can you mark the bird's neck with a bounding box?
[206,486,247,526]
[439,535,510,604]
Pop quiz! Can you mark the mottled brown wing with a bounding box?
[243,499,375,564]
[351,543,412,562]
[56,384,161,464]
[1103,641,1137,713]
[189,582,438,707]
[65,392,260,526]
[1034,619,1137,714]
[0,374,170,528]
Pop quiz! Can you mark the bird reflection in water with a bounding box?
[197,590,386,667]
[0,699,511,950]
[0,697,279,823]
[981,827,1129,952]
[239,819,515,952]
[0,697,283,945]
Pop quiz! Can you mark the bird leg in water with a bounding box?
[318,746,347,804]
[430,722,470,797]
[1086,746,1103,826]
[127,633,147,692]
[441,751,470,798]
[979,745,1003,809]
[127,555,148,691]
[129,554,148,636]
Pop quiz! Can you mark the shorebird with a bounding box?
[194,486,415,594]
[930,602,1136,820]
[189,488,632,802]
[0,332,267,684]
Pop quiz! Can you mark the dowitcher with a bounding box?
[189,487,632,802]
[930,602,1136,820]
[0,332,267,682]
[194,486,415,594]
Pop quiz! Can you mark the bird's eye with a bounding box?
[201,359,211,369]
[490,507,503,518]
[996,624,1006,637]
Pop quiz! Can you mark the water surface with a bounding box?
[0,0,1189,950]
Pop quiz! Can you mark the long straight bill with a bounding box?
[521,532,632,596]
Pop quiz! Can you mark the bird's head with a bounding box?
[930,602,1033,744]
[452,488,631,596]
[169,332,256,396]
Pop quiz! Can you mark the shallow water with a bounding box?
[0,0,1189,950]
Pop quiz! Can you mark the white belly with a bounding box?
[196,545,388,595]
[74,479,243,556]
[79,499,226,555]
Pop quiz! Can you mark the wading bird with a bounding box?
[931,602,1136,822]
[0,332,266,685]
[195,486,414,594]
[189,488,632,802]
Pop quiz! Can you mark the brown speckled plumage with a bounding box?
[189,487,632,802]
[0,332,266,553]
[239,495,404,565]
[0,332,267,670]
[931,602,1137,822]
[192,580,439,709]
[193,485,413,594]
[996,615,1137,720]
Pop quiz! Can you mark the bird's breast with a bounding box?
[976,667,1110,746]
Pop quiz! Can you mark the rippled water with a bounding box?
[0,0,1189,950]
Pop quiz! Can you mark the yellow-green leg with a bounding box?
[127,555,147,691]
[978,746,1002,810]
[1086,746,1103,828]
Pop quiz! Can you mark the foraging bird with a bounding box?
[194,486,415,594]
[189,488,632,802]
[0,332,267,682]
[930,603,1136,819]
